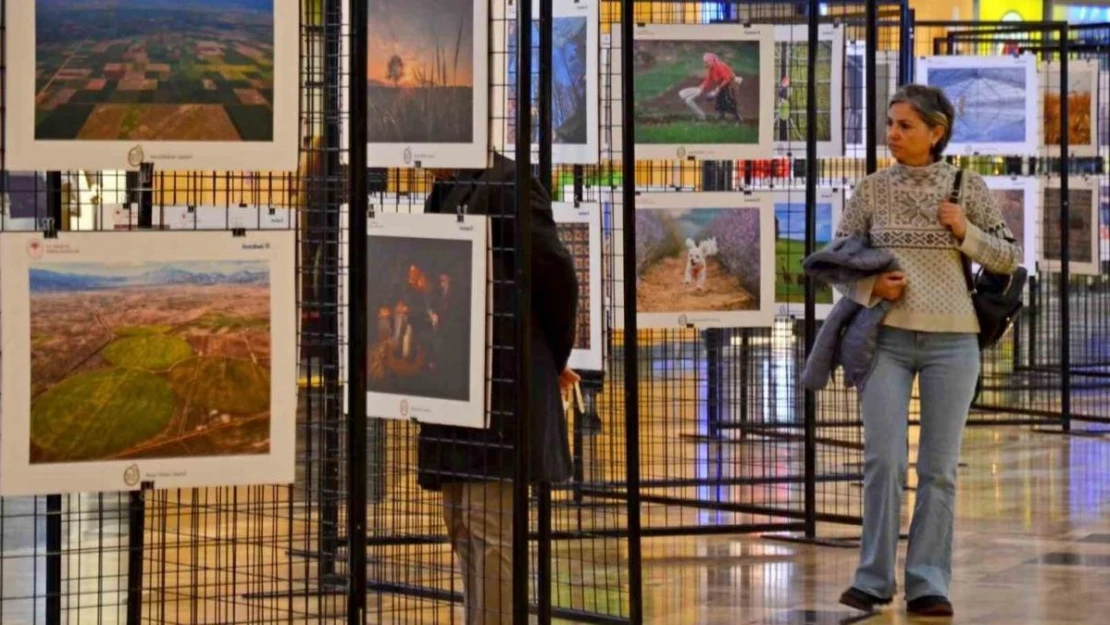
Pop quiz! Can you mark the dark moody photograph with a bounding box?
[366,235,474,402]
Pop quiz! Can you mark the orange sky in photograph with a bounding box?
[367,0,474,88]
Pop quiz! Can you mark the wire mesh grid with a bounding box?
[904,21,1110,435]
[0,0,344,623]
[580,0,909,543]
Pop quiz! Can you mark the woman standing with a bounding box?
[835,85,1022,617]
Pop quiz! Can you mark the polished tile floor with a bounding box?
[0,425,1105,624]
[639,426,1110,624]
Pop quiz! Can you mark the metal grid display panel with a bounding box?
[349,1,639,623]
[577,0,913,541]
[0,2,334,625]
[907,21,1099,433]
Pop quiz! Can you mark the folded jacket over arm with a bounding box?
[800,236,900,391]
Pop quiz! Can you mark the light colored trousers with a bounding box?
[853,327,979,601]
[443,481,513,625]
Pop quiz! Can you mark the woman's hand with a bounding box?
[938,202,969,241]
[559,368,580,393]
[872,271,907,301]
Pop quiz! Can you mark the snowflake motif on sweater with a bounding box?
[835,161,1022,334]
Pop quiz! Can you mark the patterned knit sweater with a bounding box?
[836,161,1022,333]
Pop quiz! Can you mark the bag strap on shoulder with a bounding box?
[949,169,975,294]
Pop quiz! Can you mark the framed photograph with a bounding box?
[5,1,300,172]
[982,176,1040,272]
[845,42,899,158]
[494,0,599,165]
[772,24,845,158]
[613,192,775,329]
[916,54,1039,157]
[770,187,843,319]
[365,212,489,428]
[0,230,297,496]
[610,23,775,161]
[1041,59,1098,158]
[552,202,603,371]
[1041,177,1101,276]
[366,0,490,168]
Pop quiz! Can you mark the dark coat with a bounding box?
[417,154,579,490]
[800,236,900,391]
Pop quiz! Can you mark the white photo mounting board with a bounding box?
[492,0,600,165]
[610,23,775,161]
[0,230,298,496]
[915,54,1040,157]
[845,42,899,158]
[982,176,1040,273]
[612,191,776,329]
[365,212,490,428]
[1040,59,1099,158]
[768,187,843,319]
[364,0,491,169]
[772,24,845,158]
[5,1,300,172]
[1041,176,1101,277]
[552,202,603,371]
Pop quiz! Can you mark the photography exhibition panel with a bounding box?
[364,212,490,429]
[552,202,603,371]
[982,175,1041,273]
[769,187,843,319]
[612,191,776,329]
[0,230,298,496]
[772,24,845,158]
[610,23,776,161]
[1041,176,1101,277]
[365,0,491,168]
[493,0,600,165]
[5,0,301,172]
[845,42,898,158]
[1041,59,1099,158]
[915,53,1040,157]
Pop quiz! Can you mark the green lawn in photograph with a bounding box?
[776,238,832,302]
[168,357,270,415]
[102,333,194,371]
[31,368,176,461]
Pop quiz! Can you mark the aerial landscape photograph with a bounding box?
[33,0,275,142]
[28,259,273,463]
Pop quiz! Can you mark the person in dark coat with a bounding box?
[418,152,579,625]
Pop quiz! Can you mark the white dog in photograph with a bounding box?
[684,237,718,291]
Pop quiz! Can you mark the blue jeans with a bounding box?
[852,327,980,601]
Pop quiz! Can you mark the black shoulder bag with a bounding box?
[949,170,1028,350]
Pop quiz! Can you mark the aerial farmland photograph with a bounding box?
[33,0,275,142]
[28,260,272,464]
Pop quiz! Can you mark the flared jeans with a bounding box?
[852,327,980,601]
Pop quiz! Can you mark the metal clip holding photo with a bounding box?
[457,203,468,223]
[40,217,58,239]
[232,227,247,238]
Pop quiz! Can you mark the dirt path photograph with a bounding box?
[635,206,763,314]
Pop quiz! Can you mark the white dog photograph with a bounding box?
[626,192,775,329]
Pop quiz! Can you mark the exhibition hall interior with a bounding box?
[0,0,1109,624]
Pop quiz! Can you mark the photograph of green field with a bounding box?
[775,200,834,304]
[28,259,272,464]
[633,39,762,145]
[34,0,274,142]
